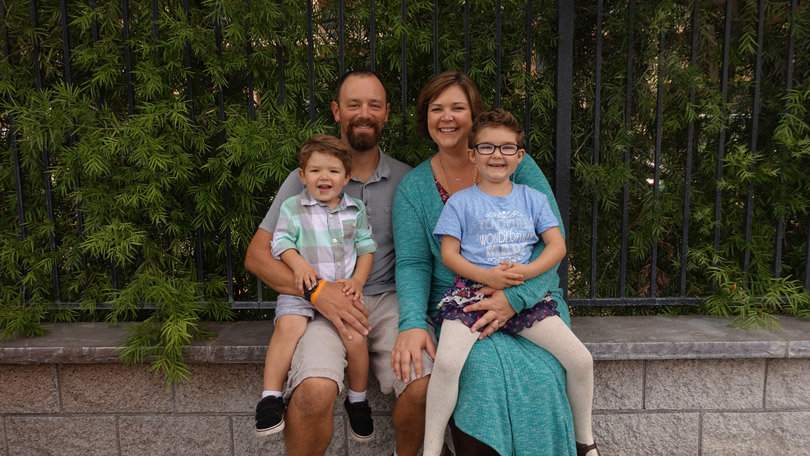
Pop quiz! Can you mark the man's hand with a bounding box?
[312,280,370,340]
[391,328,436,383]
[464,289,517,340]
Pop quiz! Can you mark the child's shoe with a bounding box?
[255,396,285,437]
[343,397,374,442]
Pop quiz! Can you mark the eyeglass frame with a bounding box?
[473,143,521,156]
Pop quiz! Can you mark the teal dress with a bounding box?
[393,156,576,456]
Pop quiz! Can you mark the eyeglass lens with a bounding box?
[475,143,519,155]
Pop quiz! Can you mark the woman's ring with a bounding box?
[494,319,501,327]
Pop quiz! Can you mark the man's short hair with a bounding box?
[414,71,484,137]
[335,69,388,103]
[300,134,352,175]
[469,109,525,148]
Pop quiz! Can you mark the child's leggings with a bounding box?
[423,315,595,456]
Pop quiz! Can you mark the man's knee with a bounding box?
[396,375,429,411]
[288,377,338,417]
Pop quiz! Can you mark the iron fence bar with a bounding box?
[277,1,285,106]
[568,297,701,307]
[213,16,234,303]
[494,0,501,108]
[776,0,797,279]
[2,1,27,242]
[338,0,344,75]
[30,0,61,302]
[432,0,438,76]
[247,0,262,303]
[714,0,732,278]
[400,0,407,144]
[681,1,699,296]
[743,0,765,286]
[182,0,204,286]
[590,0,602,300]
[152,0,160,40]
[555,0,573,296]
[464,0,470,73]
[91,0,116,288]
[307,0,315,122]
[369,0,376,72]
[524,0,532,155]
[805,211,810,290]
[122,0,134,116]
[650,29,665,298]
[246,0,255,120]
[60,0,88,273]
[619,0,634,298]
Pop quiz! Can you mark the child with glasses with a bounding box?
[424,109,599,456]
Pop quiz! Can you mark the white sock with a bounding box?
[392,450,399,456]
[347,388,367,403]
[261,390,282,399]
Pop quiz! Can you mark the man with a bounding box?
[245,70,435,456]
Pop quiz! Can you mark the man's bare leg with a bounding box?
[284,377,338,456]
[392,375,429,456]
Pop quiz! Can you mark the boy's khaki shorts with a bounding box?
[283,291,435,400]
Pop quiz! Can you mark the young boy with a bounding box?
[255,134,376,443]
[425,110,599,456]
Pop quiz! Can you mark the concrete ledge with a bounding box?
[2,316,808,364]
[3,316,809,455]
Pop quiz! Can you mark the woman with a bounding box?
[392,71,578,455]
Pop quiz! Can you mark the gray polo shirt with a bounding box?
[259,149,412,295]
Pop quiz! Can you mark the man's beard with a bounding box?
[346,119,382,152]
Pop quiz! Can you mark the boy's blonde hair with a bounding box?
[300,134,352,175]
[468,109,525,148]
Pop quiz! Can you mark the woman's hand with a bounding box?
[463,289,517,340]
[391,328,436,383]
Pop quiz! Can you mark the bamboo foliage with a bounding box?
[1,0,809,383]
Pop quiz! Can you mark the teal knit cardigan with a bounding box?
[393,156,576,456]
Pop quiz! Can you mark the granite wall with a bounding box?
[2,317,809,455]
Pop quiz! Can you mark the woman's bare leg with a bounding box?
[423,319,479,456]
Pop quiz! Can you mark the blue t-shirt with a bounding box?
[433,184,559,269]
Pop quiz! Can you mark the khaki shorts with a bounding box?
[283,291,435,399]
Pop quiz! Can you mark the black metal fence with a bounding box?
[2,0,809,310]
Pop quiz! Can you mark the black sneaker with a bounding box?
[343,397,374,442]
[255,396,285,437]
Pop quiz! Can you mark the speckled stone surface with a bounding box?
[60,364,173,412]
[645,358,766,410]
[592,412,700,455]
[765,358,810,409]
[118,416,231,456]
[574,315,810,360]
[5,416,117,456]
[175,363,262,413]
[702,411,810,455]
[592,360,643,410]
[232,414,347,456]
[0,365,58,414]
[1,316,809,455]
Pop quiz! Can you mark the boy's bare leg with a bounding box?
[262,315,308,391]
[340,326,369,393]
[284,377,338,456]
